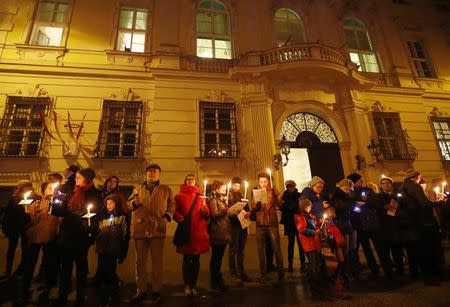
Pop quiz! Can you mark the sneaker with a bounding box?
[129,292,147,304]
[184,285,192,296]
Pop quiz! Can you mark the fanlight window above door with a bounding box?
[280,112,338,144]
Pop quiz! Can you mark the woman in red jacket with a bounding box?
[173,174,209,296]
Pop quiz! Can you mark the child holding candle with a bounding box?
[95,194,128,304]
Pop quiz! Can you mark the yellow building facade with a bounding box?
[1,0,450,221]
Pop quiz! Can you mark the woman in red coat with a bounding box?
[173,174,209,296]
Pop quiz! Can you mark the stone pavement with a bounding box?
[1,234,450,306]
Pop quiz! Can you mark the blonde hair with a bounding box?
[366,182,379,194]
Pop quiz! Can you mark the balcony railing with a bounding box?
[240,43,348,67]
[181,56,237,73]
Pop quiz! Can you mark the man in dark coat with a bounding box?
[399,169,445,285]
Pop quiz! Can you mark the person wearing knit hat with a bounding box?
[16,179,32,190]
[285,180,296,187]
[336,179,354,192]
[77,168,96,183]
[380,176,393,185]
[231,177,242,184]
[346,173,363,187]
[404,169,420,181]
[309,176,324,188]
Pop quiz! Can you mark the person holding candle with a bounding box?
[52,167,102,304]
[0,180,35,281]
[227,177,252,284]
[208,180,231,291]
[95,194,128,304]
[280,180,306,273]
[173,174,210,296]
[399,169,446,285]
[251,172,284,282]
[22,181,60,303]
[127,163,173,304]
[59,165,81,197]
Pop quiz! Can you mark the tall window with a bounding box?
[343,18,380,73]
[196,0,232,59]
[0,96,51,157]
[372,112,415,160]
[431,117,450,161]
[116,8,148,52]
[199,102,239,158]
[407,41,435,78]
[274,9,306,47]
[30,0,69,46]
[95,101,143,158]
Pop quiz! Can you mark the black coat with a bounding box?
[377,191,402,242]
[357,188,381,232]
[2,192,39,236]
[280,189,301,235]
[331,187,355,235]
[52,185,102,249]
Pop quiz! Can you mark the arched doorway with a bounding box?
[280,112,344,194]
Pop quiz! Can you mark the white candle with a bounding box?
[87,203,93,227]
[49,182,59,215]
[203,179,208,197]
[109,215,113,226]
[266,168,273,189]
[434,187,440,198]
[320,214,328,229]
[226,181,231,205]
[442,181,447,194]
[244,181,248,200]
[23,190,32,201]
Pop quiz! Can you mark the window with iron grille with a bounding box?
[199,101,239,158]
[431,117,450,161]
[407,41,435,78]
[95,100,143,158]
[0,96,51,157]
[372,112,414,160]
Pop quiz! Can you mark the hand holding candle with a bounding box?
[434,186,440,198]
[87,203,93,227]
[320,214,328,229]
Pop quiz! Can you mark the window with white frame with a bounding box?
[196,0,232,59]
[431,117,450,161]
[0,96,51,157]
[199,102,239,158]
[95,100,143,158]
[274,8,306,47]
[116,8,148,52]
[407,41,435,78]
[343,18,380,73]
[30,0,69,46]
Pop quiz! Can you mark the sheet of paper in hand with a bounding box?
[387,199,398,216]
[252,189,267,204]
[229,202,245,215]
[238,210,250,229]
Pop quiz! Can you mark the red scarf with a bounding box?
[68,183,93,212]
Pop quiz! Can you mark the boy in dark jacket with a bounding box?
[96,194,128,304]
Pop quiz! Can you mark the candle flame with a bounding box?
[23,190,32,200]
[434,187,440,193]
[87,203,93,213]
[244,181,248,188]
[443,181,447,186]
[204,179,207,185]
[323,214,328,219]
[397,193,402,198]
[51,182,59,190]
[266,168,272,175]
[381,174,386,178]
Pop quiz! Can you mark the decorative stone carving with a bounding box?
[105,50,151,68]
[14,44,66,64]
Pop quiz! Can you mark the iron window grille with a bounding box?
[0,96,51,157]
[430,117,450,161]
[199,101,239,158]
[372,112,417,160]
[95,100,143,159]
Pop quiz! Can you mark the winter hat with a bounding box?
[231,176,242,184]
[146,163,161,172]
[104,193,120,206]
[309,176,324,188]
[404,169,420,180]
[336,179,354,189]
[379,176,393,184]
[78,168,96,183]
[298,197,313,212]
[346,173,362,184]
[285,180,296,187]
[16,179,32,189]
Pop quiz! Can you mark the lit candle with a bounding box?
[434,187,440,198]
[320,214,328,229]
[442,181,447,194]
[381,174,386,179]
[226,181,231,206]
[49,182,59,215]
[203,179,208,197]
[23,190,32,201]
[243,181,249,200]
[87,203,93,227]
[266,168,273,189]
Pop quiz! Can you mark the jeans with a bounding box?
[287,230,305,267]
[229,225,248,277]
[183,254,200,288]
[255,225,284,277]
[210,244,226,284]
[59,247,89,299]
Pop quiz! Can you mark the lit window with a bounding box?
[30,0,69,46]
[274,8,306,47]
[199,102,239,158]
[196,0,232,59]
[372,112,416,160]
[431,117,450,161]
[0,96,51,157]
[116,8,148,52]
[343,18,380,73]
[407,41,435,78]
[95,101,143,158]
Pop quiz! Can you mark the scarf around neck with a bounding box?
[68,183,94,212]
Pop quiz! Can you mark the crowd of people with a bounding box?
[0,163,448,305]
